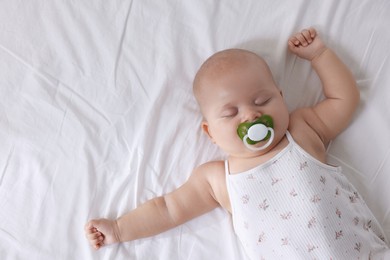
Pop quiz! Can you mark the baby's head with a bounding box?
[193,49,289,156]
[194,49,269,112]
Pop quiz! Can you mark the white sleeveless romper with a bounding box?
[225,132,389,260]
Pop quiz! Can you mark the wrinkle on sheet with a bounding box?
[0,42,112,137]
[0,227,20,245]
[111,1,133,90]
[0,0,134,109]
[0,145,14,187]
[1,0,390,259]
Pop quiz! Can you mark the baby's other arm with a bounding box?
[85,162,222,250]
[288,28,359,143]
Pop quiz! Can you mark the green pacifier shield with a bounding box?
[237,115,274,145]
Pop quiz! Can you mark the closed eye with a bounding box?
[221,108,238,118]
[254,97,271,106]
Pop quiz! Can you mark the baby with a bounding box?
[85,28,389,259]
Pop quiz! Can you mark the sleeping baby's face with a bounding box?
[193,49,289,157]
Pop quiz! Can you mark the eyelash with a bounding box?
[222,110,238,118]
[221,98,271,118]
[255,98,271,106]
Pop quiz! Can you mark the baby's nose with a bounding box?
[243,110,261,122]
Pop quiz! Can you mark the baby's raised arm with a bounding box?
[85,164,220,250]
[288,28,359,142]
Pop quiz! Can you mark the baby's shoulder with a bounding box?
[290,107,331,146]
[289,108,328,162]
[192,160,231,210]
[193,160,226,179]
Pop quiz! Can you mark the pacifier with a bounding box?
[237,115,274,151]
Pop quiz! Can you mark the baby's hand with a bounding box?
[85,219,120,250]
[288,28,327,61]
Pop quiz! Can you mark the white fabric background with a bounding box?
[0,1,389,259]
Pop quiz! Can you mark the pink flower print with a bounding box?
[280,211,292,220]
[290,189,298,197]
[308,216,317,228]
[335,208,341,218]
[335,230,343,240]
[259,199,269,211]
[271,177,281,186]
[353,217,360,226]
[320,176,326,184]
[363,220,372,231]
[257,232,266,244]
[354,242,362,252]
[311,194,321,203]
[281,237,289,246]
[349,192,359,203]
[241,195,250,204]
[307,244,317,252]
[300,161,308,170]
[246,174,255,180]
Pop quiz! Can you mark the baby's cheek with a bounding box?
[215,131,232,144]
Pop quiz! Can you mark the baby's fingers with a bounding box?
[288,36,300,47]
[85,222,104,249]
[307,27,316,38]
[88,231,105,249]
[302,28,317,43]
[302,29,313,43]
[85,227,94,236]
[297,32,309,46]
[289,28,317,47]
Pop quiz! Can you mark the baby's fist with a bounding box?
[85,219,120,250]
[288,28,327,61]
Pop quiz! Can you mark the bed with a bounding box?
[1,0,389,259]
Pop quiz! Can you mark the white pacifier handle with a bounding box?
[243,127,274,151]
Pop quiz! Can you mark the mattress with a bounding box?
[0,0,389,259]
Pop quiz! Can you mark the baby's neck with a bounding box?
[228,135,289,174]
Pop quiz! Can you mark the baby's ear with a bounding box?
[201,121,215,142]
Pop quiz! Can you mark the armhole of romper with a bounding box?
[285,131,341,172]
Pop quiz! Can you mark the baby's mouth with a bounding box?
[237,115,274,151]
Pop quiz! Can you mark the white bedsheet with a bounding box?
[1,0,389,259]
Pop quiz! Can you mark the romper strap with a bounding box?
[285,131,294,144]
[224,160,230,176]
